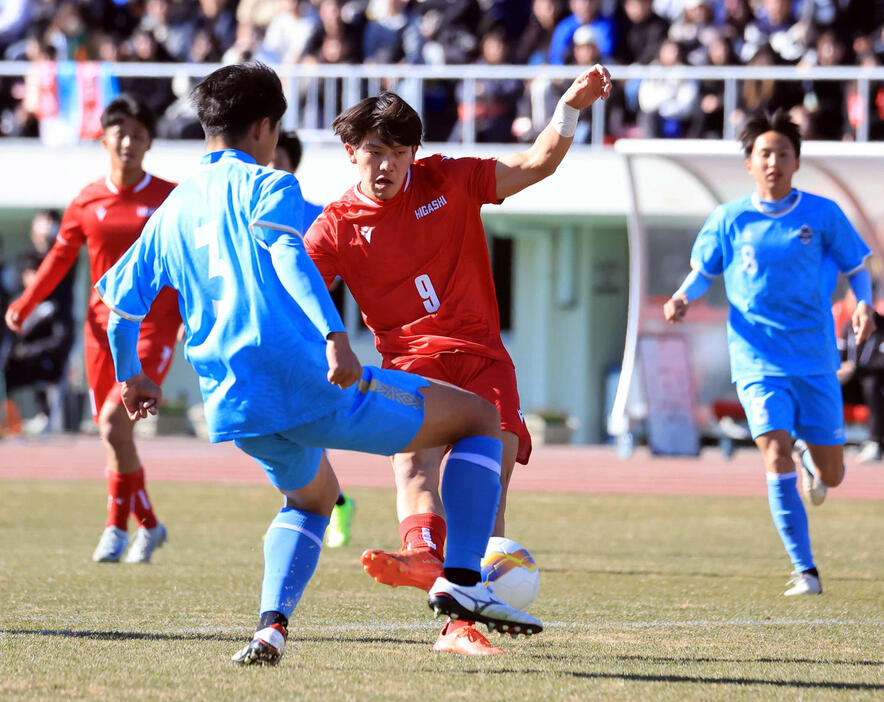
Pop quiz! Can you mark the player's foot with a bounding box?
[795,440,827,506]
[325,495,356,548]
[361,546,443,591]
[92,526,128,563]
[124,522,167,563]
[231,625,287,666]
[856,440,882,463]
[428,577,542,636]
[784,569,822,596]
[433,620,505,655]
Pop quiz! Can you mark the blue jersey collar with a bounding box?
[201,149,258,166]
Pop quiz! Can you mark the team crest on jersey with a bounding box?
[137,206,157,218]
[798,224,813,244]
[358,226,374,243]
[95,206,107,221]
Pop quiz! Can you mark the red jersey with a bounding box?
[305,155,508,362]
[12,173,180,332]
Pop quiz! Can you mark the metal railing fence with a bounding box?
[1,61,883,144]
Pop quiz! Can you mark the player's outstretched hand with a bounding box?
[663,295,689,323]
[852,301,876,344]
[4,302,24,334]
[562,65,612,111]
[120,371,163,421]
[326,331,362,389]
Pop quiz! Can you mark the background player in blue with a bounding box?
[95,63,542,666]
[663,109,875,597]
[269,130,356,549]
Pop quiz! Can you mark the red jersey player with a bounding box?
[5,95,180,564]
[305,66,612,655]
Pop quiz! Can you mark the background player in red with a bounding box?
[305,65,611,655]
[4,95,180,564]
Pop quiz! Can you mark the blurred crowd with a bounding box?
[0,0,883,142]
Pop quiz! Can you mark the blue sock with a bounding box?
[259,507,329,618]
[440,435,502,572]
[766,472,815,572]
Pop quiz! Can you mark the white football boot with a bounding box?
[92,526,128,563]
[124,522,167,563]
[795,440,827,506]
[784,570,822,596]
[427,577,542,636]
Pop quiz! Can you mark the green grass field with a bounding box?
[1,480,881,700]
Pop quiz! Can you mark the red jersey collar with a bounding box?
[105,172,152,195]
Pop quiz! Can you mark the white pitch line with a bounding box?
[3,618,881,636]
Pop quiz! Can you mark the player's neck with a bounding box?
[756,183,793,202]
[110,165,146,189]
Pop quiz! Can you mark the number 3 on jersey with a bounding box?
[414,274,440,313]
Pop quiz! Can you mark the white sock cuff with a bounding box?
[766,471,797,483]
[267,521,323,548]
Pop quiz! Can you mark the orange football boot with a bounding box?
[360,547,444,591]
[433,620,505,656]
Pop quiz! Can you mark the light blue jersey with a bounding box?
[96,149,351,442]
[691,190,870,381]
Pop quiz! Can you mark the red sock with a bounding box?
[130,468,158,529]
[398,513,446,562]
[105,469,138,530]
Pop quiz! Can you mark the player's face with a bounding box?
[346,132,417,201]
[269,145,294,173]
[745,130,799,199]
[102,116,152,172]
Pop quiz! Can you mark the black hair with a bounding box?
[35,209,61,223]
[100,94,156,137]
[191,62,287,142]
[332,92,423,147]
[739,108,802,158]
[276,131,304,172]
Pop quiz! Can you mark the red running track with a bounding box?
[1,436,882,499]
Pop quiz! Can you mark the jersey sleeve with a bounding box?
[95,220,170,322]
[434,155,501,205]
[303,212,341,288]
[689,206,726,277]
[249,171,306,246]
[822,201,871,275]
[9,198,86,321]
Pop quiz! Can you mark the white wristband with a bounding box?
[551,98,580,137]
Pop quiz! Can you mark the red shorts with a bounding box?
[84,320,178,422]
[385,353,532,464]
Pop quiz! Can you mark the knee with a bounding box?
[470,395,501,438]
[761,445,794,474]
[98,415,126,448]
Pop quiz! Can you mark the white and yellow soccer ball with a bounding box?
[480,536,540,610]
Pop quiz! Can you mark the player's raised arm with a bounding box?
[494,65,612,200]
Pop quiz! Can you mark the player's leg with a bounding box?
[325,455,357,547]
[793,373,848,506]
[122,333,176,563]
[231,435,338,666]
[86,331,136,562]
[738,378,820,596]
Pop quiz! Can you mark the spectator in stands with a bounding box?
[740,0,810,64]
[668,0,719,65]
[362,0,410,63]
[514,0,568,65]
[157,73,204,139]
[119,30,176,117]
[405,0,481,65]
[195,0,237,55]
[450,26,523,143]
[236,0,285,29]
[800,29,849,140]
[846,49,884,141]
[138,0,195,62]
[721,0,752,52]
[45,1,89,61]
[262,0,317,64]
[549,0,617,64]
[0,0,32,56]
[638,38,700,137]
[302,0,363,65]
[618,0,670,65]
[734,43,803,124]
[3,249,76,434]
[221,19,274,63]
[688,32,735,137]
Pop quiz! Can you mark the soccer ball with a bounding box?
[480,537,540,610]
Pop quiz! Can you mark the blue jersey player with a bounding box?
[664,109,875,597]
[94,63,542,666]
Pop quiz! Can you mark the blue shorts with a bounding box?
[235,365,429,490]
[735,373,844,445]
